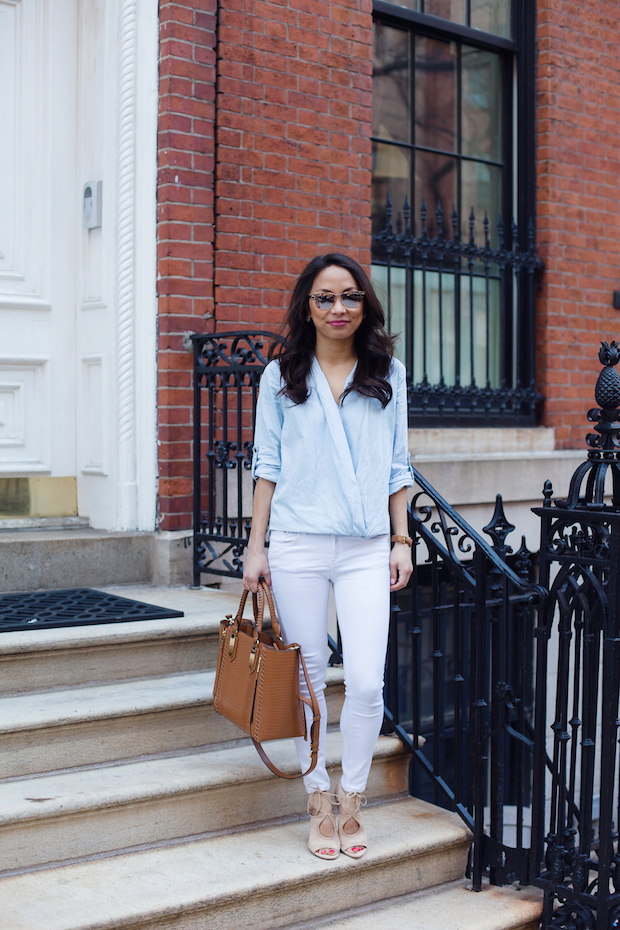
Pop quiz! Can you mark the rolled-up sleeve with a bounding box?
[251,361,284,483]
[389,362,415,496]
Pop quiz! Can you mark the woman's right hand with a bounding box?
[242,546,271,592]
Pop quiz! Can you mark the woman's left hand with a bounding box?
[390,542,413,592]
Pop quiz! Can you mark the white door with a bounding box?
[0,0,158,532]
[0,0,78,484]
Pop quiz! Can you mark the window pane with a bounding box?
[415,151,456,237]
[461,160,502,245]
[372,141,411,238]
[459,277,501,387]
[371,264,407,363]
[415,36,456,153]
[373,22,410,144]
[412,270,457,386]
[386,0,421,11]
[462,47,502,162]
[424,0,466,24]
[470,0,511,38]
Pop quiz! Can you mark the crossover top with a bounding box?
[251,356,414,538]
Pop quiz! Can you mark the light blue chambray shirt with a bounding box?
[251,356,414,538]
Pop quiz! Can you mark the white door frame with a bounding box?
[77,0,158,531]
[114,0,158,531]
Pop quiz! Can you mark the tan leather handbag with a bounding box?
[213,580,320,778]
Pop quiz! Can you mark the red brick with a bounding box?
[537,1,620,446]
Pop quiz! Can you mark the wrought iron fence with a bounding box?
[191,327,620,926]
[372,197,543,425]
[191,331,286,585]
[530,342,620,930]
[383,465,546,889]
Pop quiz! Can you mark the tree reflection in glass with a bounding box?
[415,36,456,153]
[462,47,502,162]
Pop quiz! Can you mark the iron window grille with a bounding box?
[371,1,540,425]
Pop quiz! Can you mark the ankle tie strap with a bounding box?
[307,788,338,816]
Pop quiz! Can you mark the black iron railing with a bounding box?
[191,327,620,927]
[372,198,543,425]
[382,466,545,889]
[530,342,620,930]
[191,331,286,584]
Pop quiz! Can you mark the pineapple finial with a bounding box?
[594,341,620,410]
[559,341,620,510]
[598,340,620,368]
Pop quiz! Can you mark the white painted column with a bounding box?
[115,0,138,530]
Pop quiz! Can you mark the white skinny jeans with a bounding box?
[268,531,390,794]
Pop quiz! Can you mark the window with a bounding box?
[385,0,511,38]
[371,2,539,425]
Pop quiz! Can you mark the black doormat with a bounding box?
[0,588,184,633]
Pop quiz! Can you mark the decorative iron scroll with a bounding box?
[191,331,286,583]
[373,197,543,425]
[532,342,620,930]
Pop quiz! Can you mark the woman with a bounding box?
[243,253,414,861]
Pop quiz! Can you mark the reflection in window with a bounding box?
[372,142,411,238]
[372,15,510,395]
[372,24,410,144]
[462,48,502,162]
[388,0,511,38]
[425,0,465,25]
[471,0,511,38]
[415,152,456,238]
[461,161,502,246]
[415,37,456,153]
[372,21,504,235]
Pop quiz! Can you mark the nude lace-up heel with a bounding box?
[335,782,367,859]
[307,789,340,860]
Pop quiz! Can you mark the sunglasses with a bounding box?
[309,291,365,311]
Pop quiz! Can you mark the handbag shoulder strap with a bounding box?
[251,648,320,779]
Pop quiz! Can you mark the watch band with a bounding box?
[391,534,413,547]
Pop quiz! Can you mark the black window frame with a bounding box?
[372,1,540,427]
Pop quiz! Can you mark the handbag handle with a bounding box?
[235,580,283,639]
[252,648,320,779]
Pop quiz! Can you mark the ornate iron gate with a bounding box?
[530,343,620,930]
[191,331,285,585]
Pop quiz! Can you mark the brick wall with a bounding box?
[154,1,618,530]
[157,0,374,530]
[214,0,373,330]
[536,0,620,448]
[157,0,217,531]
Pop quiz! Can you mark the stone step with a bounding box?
[279,880,543,930]
[0,529,155,593]
[0,585,257,694]
[0,797,472,930]
[0,668,345,777]
[0,733,408,873]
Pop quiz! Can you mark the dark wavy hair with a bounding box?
[278,253,395,408]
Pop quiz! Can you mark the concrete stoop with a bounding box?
[0,528,194,592]
[0,583,544,930]
[280,880,543,930]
